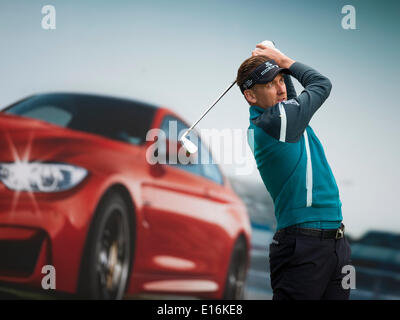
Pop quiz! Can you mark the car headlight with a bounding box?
[0,162,88,192]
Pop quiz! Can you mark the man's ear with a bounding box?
[244,89,257,105]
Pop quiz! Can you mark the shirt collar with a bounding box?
[249,105,265,120]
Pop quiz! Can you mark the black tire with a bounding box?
[223,239,248,300]
[78,192,132,299]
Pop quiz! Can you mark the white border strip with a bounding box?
[278,103,287,142]
[304,130,313,207]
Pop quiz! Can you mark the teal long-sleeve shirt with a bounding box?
[247,62,342,230]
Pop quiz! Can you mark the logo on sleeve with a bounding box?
[283,99,299,106]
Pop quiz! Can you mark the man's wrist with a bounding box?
[280,57,296,69]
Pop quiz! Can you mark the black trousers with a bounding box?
[269,229,352,300]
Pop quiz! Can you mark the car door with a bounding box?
[140,115,222,279]
[196,138,240,273]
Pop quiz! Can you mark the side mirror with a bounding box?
[149,161,166,177]
[148,138,179,177]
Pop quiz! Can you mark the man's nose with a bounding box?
[276,83,285,95]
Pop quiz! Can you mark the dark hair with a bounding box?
[236,55,271,90]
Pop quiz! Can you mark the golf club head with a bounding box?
[180,136,198,154]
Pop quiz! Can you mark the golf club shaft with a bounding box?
[181,80,237,138]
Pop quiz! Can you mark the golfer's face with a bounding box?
[252,73,287,108]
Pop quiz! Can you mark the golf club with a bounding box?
[179,40,278,154]
[179,79,237,154]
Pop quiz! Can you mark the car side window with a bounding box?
[160,116,202,176]
[160,116,223,185]
[198,141,224,185]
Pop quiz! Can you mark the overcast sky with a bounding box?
[0,0,399,237]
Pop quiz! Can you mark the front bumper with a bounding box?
[0,175,103,294]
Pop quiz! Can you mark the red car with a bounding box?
[0,93,251,299]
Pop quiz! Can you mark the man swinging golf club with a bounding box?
[237,42,351,300]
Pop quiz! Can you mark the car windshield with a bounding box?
[2,93,156,145]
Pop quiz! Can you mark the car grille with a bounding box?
[0,228,46,277]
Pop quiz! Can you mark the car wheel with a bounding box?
[78,192,132,299]
[223,239,247,300]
